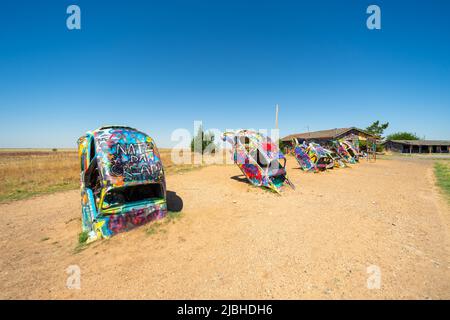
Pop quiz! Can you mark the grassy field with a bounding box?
[0,150,79,202]
[434,161,450,202]
[0,148,214,203]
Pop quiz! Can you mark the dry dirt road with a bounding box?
[1,157,449,299]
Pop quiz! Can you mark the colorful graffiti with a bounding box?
[292,141,318,172]
[303,142,333,171]
[340,140,359,162]
[77,126,167,242]
[331,140,356,164]
[292,139,355,171]
[320,144,347,169]
[222,130,295,193]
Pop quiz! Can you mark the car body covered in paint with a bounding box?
[311,142,350,169]
[291,139,318,172]
[340,140,359,162]
[293,138,358,171]
[222,130,295,193]
[77,126,167,242]
[326,147,347,168]
[331,140,356,164]
[305,142,334,171]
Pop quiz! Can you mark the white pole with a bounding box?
[275,104,279,129]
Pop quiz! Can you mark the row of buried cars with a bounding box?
[77,126,360,242]
[222,129,359,193]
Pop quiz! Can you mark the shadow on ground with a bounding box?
[230,174,250,185]
[167,191,183,212]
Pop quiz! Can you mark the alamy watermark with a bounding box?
[66,265,81,289]
[169,121,281,167]
[367,5,381,30]
[366,265,381,289]
[66,5,81,30]
[66,5,381,31]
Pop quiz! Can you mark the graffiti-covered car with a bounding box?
[222,130,295,193]
[306,142,335,171]
[77,126,167,242]
[291,138,318,172]
[340,140,359,162]
[331,140,356,164]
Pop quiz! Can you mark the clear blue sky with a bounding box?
[1,0,449,148]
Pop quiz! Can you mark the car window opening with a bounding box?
[256,149,270,167]
[240,136,251,153]
[84,160,102,205]
[102,184,164,209]
[89,138,96,163]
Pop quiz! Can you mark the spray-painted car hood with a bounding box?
[222,129,295,193]
[91,127,164,189]
[78,126,168,242]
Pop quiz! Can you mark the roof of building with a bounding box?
[386,140,450,146]
[281,127,378,142]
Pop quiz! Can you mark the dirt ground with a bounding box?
[0,156,449,299]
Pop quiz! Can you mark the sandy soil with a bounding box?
[0,156,449,299]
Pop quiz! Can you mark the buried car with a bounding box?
[77,126,167,242]
[292,139,346,172]
[340,140,359,162]
[222,129,295,193]
[305,142,335,171]
[291,138,318,172]
[324,144,347,169]
[331,140,356,164]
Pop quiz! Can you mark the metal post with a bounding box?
[275,104,279,130]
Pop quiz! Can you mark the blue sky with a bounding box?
[0,0,449,148]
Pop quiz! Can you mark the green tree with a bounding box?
[386,132,419,141]
[366,120,389,137]
[279,140,291,153]
[190,126,217,154]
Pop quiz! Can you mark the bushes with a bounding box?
[386,132,419,141]
[190,126,217,154]
[359,140,383,152]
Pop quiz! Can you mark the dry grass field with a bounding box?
[0,150,79,203]
[0,148,210,203]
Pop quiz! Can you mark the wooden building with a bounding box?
[281,127,379,148]
[383,140,450,153]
